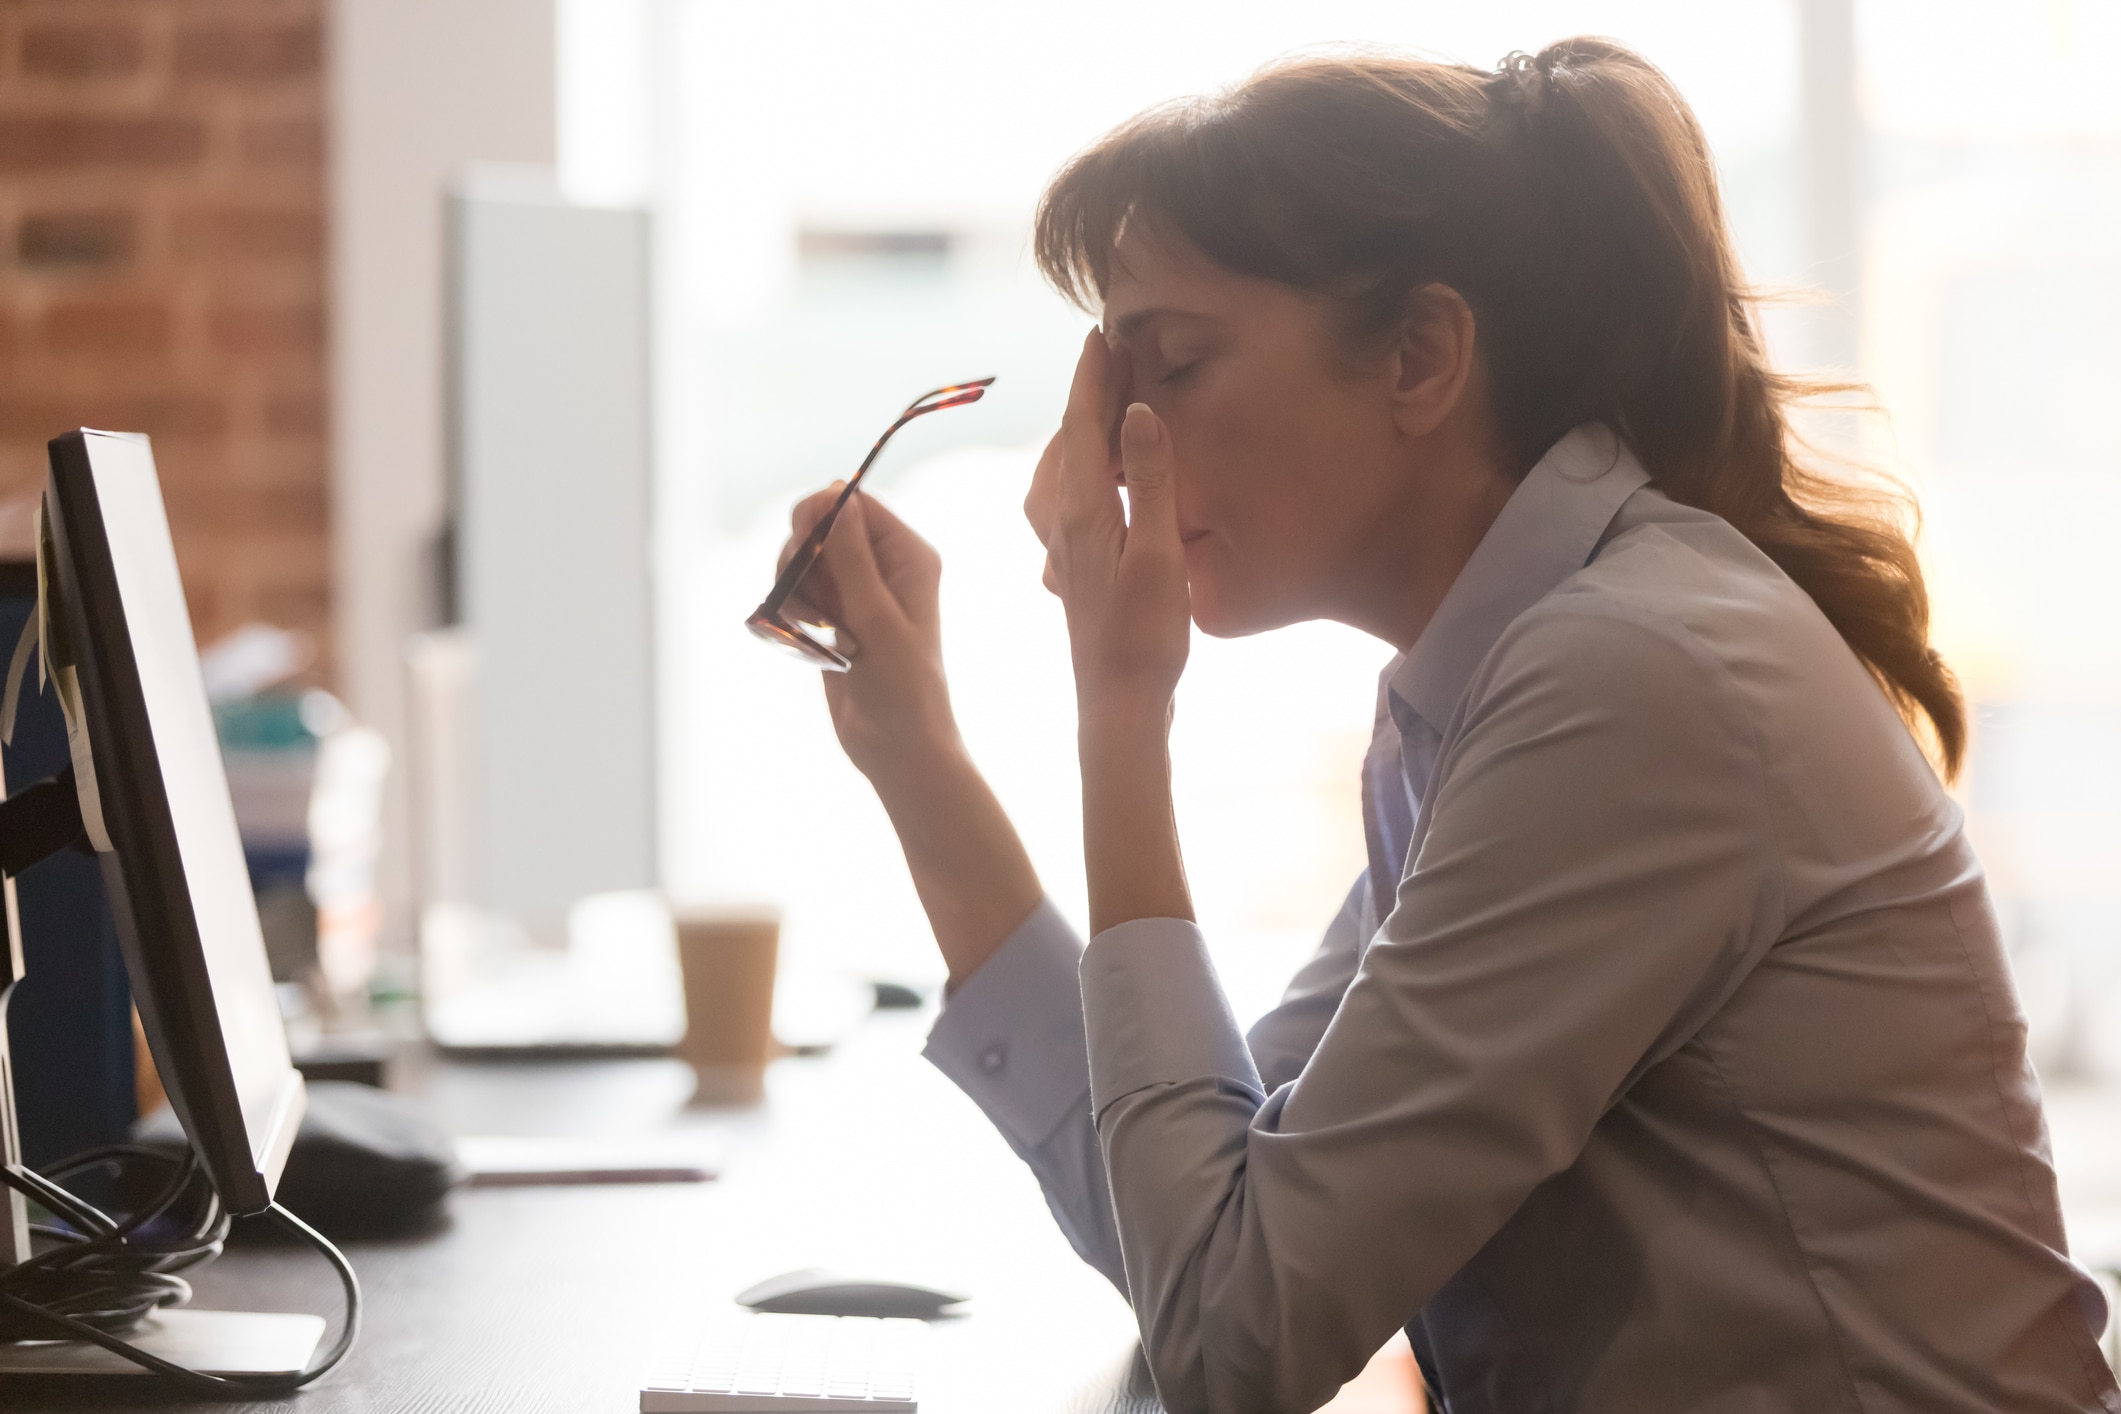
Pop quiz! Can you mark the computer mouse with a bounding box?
[736,1268,969,1320]
[135,1080,465,1236]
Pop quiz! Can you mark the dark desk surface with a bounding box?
[4,1011,1162,1413]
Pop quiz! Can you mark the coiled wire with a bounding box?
[0,1144,359,1392]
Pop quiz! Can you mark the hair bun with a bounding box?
[1492,51,1550,116]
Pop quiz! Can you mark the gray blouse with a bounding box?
[925,425,2119,1414]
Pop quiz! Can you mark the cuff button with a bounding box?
[978,1044,1007,1075]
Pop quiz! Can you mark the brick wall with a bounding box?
[0,0,328,671]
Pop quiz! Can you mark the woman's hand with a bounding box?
[774,485,1042,985]
[1026,330,1196,935]
[1027,330,1193,726]
[778,486,958,788]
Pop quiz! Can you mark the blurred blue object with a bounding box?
[0,563,135,1167]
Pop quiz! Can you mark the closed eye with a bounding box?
[1159,359,1203,386]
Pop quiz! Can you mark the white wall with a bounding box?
[329,0,555,949]
[453,169,656,940]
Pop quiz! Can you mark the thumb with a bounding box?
[1119,402,1179,550]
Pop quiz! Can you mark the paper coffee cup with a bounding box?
[672,904,780,1105]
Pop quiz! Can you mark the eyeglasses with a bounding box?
[746,377,995,671]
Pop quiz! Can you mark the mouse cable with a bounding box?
[0,1147,361,1394]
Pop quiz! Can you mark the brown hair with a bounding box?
[1035,39,1965,777]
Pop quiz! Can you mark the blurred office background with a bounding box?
[0,0,2116,1234]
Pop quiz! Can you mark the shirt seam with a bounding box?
[1696,1032,1870,1414]
[1630,589,1792,1023]
[1480,591,1794,1020]
[1554,585,1850,1404]
[1944,897,2119,1404]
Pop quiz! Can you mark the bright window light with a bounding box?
[653,0,1803,1024]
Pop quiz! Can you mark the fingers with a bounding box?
[1056,396,1193,714]
[778,481,943,654]
[817,490,891,628]
[1058,329,1124,532]
[779,484,844,577]
[1026,429,1065,599]
[1024,429,1062,547]
[773,484,842,625]
[855,491,943,625]
[851,487,916,543]
[1118,403,1181,558]
[846,489,928,582]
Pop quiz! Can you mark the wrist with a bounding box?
[868,745,1043,988]
[1077,695,1173,747]
[860,719,973,805]
[1078,712,1190,937]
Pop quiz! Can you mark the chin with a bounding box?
[1186,576,1292,640]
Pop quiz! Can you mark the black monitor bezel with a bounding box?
[42,429,303,1216]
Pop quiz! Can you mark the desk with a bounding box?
[5,1010,1162,1413]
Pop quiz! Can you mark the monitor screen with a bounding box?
[43,429,303,1214]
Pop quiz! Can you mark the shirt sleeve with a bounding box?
[923,897,1126,1290]
[1246,872,1373,1094]
[924,874,1379,1298]
[1080,606,1782,1414]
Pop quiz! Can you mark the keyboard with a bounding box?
[641,1311,925,1412]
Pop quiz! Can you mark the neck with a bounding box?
[1331,430,1518,652]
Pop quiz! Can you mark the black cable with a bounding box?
[1,1147,221,1337]
[1,1148,360,1392]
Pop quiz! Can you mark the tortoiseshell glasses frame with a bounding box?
[745,377,995,671]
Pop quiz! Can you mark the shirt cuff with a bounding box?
[1080,917,1262,1119]
[923,897,1092,1149]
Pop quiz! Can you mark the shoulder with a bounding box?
[1427,572,1780,888]
[1465,591,1749,748]
[1453,524,1787,782]
[1479,493,1820,716]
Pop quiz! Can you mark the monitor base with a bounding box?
[0,1308,325,1377]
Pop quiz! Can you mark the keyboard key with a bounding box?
[642,1311,924,1411]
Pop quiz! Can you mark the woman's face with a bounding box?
[1098,230,1418,638]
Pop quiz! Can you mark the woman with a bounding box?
[777,40,2117,1414]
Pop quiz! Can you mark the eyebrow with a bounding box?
[1109,307,1215,340]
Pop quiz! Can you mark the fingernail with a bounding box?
[1126,402,1159,437]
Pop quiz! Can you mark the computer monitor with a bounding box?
[0,430,348,1387]
[39,428,305,1215]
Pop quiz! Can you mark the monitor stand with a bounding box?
[0,775,323,1382]
[2,961,31,1272]
[0,1309,325,1378]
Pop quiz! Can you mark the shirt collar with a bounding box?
[1388,423,1650,735]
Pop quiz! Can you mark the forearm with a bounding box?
[1080,709,1193,937]
[867,740,1044,987]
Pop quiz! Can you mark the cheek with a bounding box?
[1163,393,1282,526]
[1163,393,1377,634]
[1167,404,1310,559]
[1166,434,1302,632]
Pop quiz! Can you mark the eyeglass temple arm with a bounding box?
[754,389,987,618]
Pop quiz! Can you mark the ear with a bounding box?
[1388,284,1479,439]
